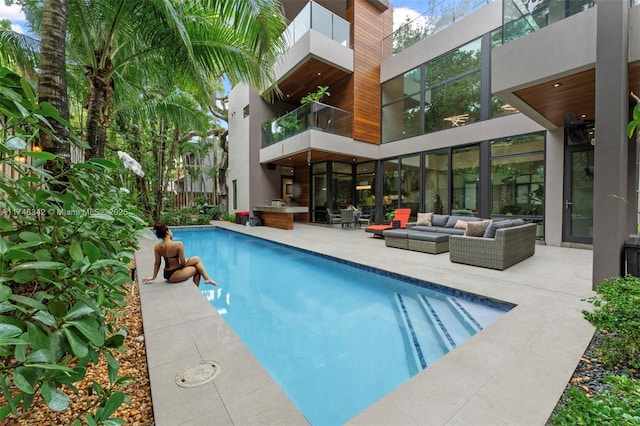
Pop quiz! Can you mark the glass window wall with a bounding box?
[311,162,328,223]
[490,133,545,217]
[356,162,375,213]
[452,146,480,216]
[400,156,421,219]
[382,159,400,217]
[381,38,482,143]
[333,162,353,209]
[424,150,448,214]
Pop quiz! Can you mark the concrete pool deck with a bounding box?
[135,221,595,425]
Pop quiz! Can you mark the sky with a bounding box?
[0,2,28,34]
[391,0,431,31]
[1,0,429,35]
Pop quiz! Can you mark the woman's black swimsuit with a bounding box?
[163,253,180,280]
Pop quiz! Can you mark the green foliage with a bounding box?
[582,275,640,368]
[301,86,329,104]
[0,67,143,423]
[220,212,236,222]
[549,374,640,425]
[629,100,640,139]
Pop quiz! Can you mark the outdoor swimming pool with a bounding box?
[172,227,513,425]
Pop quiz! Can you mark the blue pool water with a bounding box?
[172,227,512,425]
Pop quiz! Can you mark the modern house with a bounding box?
[227,0,640,285]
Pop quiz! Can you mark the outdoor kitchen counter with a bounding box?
[253,206,309,230]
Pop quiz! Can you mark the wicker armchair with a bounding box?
[449,223,536,270]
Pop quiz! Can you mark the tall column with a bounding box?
[593,0,630,287]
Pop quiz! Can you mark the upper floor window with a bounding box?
[381,38,483,143]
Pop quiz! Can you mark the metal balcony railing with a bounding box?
[262,102,352,147]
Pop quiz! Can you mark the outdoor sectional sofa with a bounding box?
[383,214,486,253]
[383,213,537,270]
[449,221,537,270]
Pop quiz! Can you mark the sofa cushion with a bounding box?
[464,220,492,237]
[383,229,411,238]
[408,232,449,242]
[454,220,468,230]
[445,215,483,228]
[432,214,450,227]
[416,212,433,226]
[511,218,525,226]
[411,226,464,235]
[483,219,515,238]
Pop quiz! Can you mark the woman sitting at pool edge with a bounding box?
[142,222,217,287]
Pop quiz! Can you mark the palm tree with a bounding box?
[1,0,286,159]
[64,0,285,158]
[38,0,71,159]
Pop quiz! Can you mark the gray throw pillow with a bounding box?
[511,218,525,226]
[483,220,513,238]
[431,214,449,227]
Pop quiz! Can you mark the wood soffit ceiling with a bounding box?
[268,150,373,168]
[514,65,640,128]
[276,58,351,104]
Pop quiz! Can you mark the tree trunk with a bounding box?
[38,0,71,160]
[218,129,229,211]
[85,59,114,158]
[153,122,165,221]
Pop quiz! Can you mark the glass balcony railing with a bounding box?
[502,0,596,44]
[262,102,352,147]
[283,1,350,50]
[383,0,492,57]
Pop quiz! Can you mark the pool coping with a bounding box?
[135,221,595,425]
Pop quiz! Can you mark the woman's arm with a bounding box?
[142,246,162,284]
[177,243,190,266]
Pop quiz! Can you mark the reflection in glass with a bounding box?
[382,159,400,217]
[490,133,544,217]
[356,162,375,212]
[333,162,353,209]
[382,67,421,104]
[570,150,594,237]
[424,151,448,214]
[312,165,328,223]
[382,95,421,143]
[452,146,479,215]
[490,154,544,216]
[400,156,420,219]
[425,72,481,133]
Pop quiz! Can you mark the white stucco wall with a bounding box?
[228,83,252,213]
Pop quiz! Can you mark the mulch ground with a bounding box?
[1,276,154,425]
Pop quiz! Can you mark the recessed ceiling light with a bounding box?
[580,114,587,118]
[553,83,561,88]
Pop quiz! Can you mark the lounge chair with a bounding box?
[340,209,355,229]
[365,208,412,237]
[326,208,341,226]
[358,208,374,228]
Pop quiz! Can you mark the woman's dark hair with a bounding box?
[153,222,169,238]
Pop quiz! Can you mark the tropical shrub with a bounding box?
[549,374,640,425]
[0,67,145,423]
[582,275,640,368]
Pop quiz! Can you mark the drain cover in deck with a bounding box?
[175,360,220,388]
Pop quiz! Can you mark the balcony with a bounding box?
[283,1,350,50]
[262,102,351,148]
[275,2,354,100]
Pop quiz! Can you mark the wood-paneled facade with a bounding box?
[347,0,393,144]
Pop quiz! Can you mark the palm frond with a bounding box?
[0,29,39,78]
